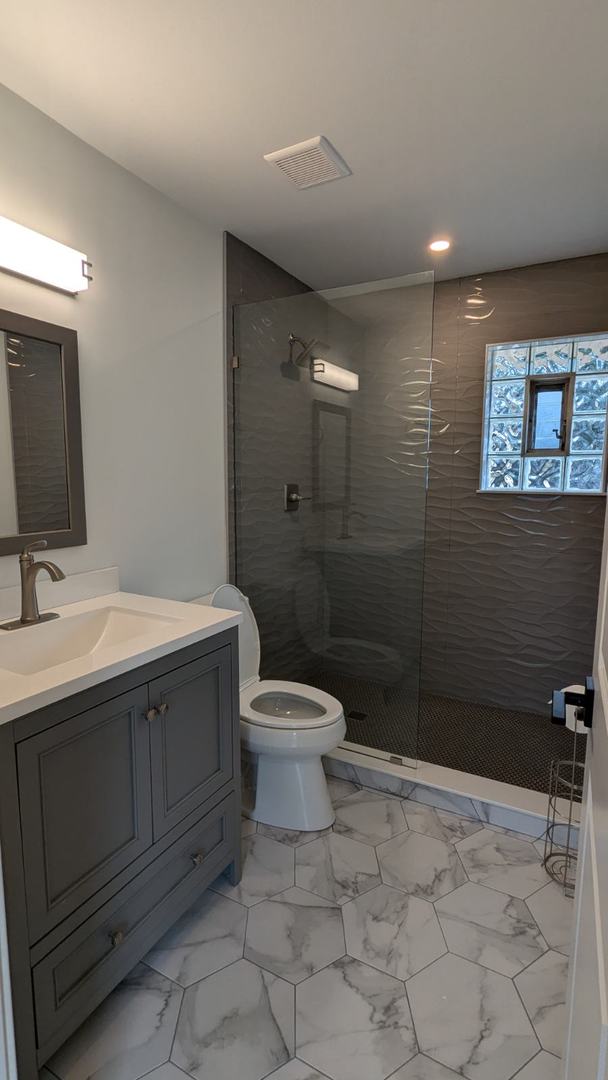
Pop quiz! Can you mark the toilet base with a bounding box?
[251,753,335,831]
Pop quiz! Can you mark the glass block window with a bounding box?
[481,333,608,493]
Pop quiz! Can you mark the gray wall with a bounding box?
[422,254,608,714]
[225,232,311,586]
[0,85,225,599]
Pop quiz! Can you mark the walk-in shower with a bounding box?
[228,250,603,794]
[231,273,433,769]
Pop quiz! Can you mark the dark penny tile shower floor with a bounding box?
[313,671,581,793]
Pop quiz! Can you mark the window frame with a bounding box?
[479,332,608,495]
[523,373,574,458]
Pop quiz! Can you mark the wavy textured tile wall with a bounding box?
[422,256,608,713]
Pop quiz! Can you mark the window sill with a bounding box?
[476,488,606,496]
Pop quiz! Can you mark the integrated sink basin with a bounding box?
[0,590,242,725]
[0,606,179,676]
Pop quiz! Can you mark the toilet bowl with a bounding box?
[211,584,345,831]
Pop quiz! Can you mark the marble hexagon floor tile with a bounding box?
[435,882,547,977]
[144,890,246,987]
[403,802,484,845]
[333,788,408,845]
[48,964,183,1080]
[514,950,569,1057]
[296,955,417,1080]
[212,833,294,906]
[267,1059,331,1080]
[171,958,294,1080]
[257,822,333,847]
[526,881,573,956]
[326,776,361,802]
[456,829,548,899]
[377,830,467,901]
[244,886,345,982]
[408,953,539,1080]
[135,1065,191,1079]
[295,832,381,904]
[389,1053,462,1078]
[508,1050,562,1079]
[343,883,445,980]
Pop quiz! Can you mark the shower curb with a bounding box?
[323,746,579,845]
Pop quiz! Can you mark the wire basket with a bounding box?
[542,755,583,897]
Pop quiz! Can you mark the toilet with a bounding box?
[210,584,345,831]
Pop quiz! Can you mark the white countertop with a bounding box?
[0,590,241,726]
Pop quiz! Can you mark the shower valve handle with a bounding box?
[283,483,311,511]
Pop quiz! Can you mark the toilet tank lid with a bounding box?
[210,584,260,689]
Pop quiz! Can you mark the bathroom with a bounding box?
[0,4,606,1079]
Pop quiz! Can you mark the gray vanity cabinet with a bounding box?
[0,627,241,1080]
[18,686,153,944]
[149,646,233,838]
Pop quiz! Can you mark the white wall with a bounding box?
[0,86,226,599]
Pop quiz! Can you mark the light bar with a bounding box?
[312,359,359,392]
[0,215,91,294]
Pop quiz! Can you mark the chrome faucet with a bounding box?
[0,540,65,631]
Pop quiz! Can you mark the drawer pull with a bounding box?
[145,707,158,722]
[190,851,204,868]
[158,702,169,716]
[109,928,125,948]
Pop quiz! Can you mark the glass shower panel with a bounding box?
[232,272,434,766]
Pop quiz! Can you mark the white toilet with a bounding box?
[211,584,345,831]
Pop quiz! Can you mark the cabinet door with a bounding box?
[149,646,233,839]
[18,687,152,943]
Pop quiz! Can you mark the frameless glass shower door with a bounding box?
[231,272,434,766]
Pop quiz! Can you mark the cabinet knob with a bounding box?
[190,851,204,868]
[158,702,169,716]
[145,707,159,722]
[109,928,125,948]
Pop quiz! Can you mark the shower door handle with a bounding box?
[284,483,311,511]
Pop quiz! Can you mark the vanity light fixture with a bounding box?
[312,359,359,392]
[429,238,451,252]
[0,215,92,294]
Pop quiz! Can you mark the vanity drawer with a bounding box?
[18,686,153,943]
[32,791,236,1060]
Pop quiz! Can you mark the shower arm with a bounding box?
[288,332,329,367]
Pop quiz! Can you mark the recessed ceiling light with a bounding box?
[429,238,451,252]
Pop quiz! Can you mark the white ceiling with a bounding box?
[1,0,607,288]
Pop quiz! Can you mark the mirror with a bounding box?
[0,309,86,555]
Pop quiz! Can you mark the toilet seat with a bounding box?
[241,679,344,730]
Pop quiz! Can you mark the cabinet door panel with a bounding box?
[18,687,152,943]
[33,793,236,1061]
[149,647,233,838]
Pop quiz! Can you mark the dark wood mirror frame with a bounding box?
[0,308,86,556]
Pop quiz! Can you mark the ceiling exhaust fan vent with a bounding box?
[264,136,351,189]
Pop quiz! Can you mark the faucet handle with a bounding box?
[21,540,48,559]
